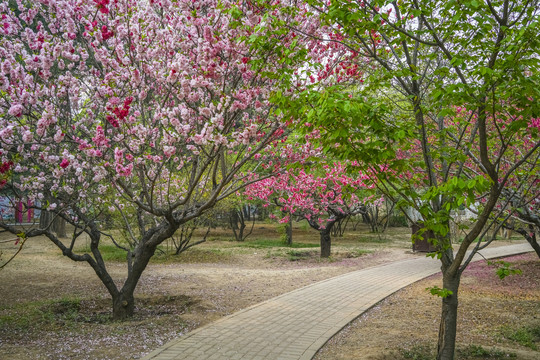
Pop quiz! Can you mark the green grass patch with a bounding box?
[400,345,433,360]
[344,249,371,258]
[355,234,392,244]
[0,296,82,332]
[501,324,540,350]
[236,238,319,249]
[77,242,236,264]
[457,344,516,359]
[262,248,319,261]
[78,244,128,262]
[297,220,312,231]
[286,249,312,261]
[151,247,233,264]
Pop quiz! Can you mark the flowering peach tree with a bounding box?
[246,143,371,257]
[0,0,302,319]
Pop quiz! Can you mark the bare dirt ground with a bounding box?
[0,224,538,359]
[315,252,540,360]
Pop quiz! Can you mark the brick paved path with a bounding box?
[143,243,531,360]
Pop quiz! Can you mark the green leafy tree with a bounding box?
[254,0,540,358]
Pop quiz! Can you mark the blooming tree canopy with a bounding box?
[0,0,303,319]
[246,141,371,257]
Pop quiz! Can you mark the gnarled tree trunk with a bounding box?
[527,235,540,259]
[319,218,340,258]
[319,228,332,258]
[108,240,160,320]
[39,209,52,229]
[313,215,344,258]
[112,291,135,320]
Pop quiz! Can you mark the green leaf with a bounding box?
[488,260,523,279]
[427,286,454,298]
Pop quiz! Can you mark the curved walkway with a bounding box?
[143,243,531,360]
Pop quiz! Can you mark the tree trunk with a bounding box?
[39,209,66,238]
[527,236,540,259]
[39,209,52,229]
[285,213,293,245]
[362,212,370,224]
[112,290,135,320]
[331,217,348,237]
[230,209,247,241]
[320,228,331,258]
[53,216,67,238]
[258,206,267,221]
[238,213,246,241]
[243,205,251,221]
[109,242,159,320]
[436,271,461,360]
[351,215,362,231]
[516,226,540,258]
[230,210,239,240]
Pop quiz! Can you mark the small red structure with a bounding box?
[14,199,33,223]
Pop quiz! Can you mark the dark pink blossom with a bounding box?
[0,161,13,174]
[101,25,114,40]
[106,115,119,128]
[59,159,70,169]
[94,0,110,14]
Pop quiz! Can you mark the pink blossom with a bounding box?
[114,147,124,164]
[203,26,213,42]
[22,131,33,142]
[94,0,110,14]
[163,146,176,158]
[106,115,119,127]
[92,126,109,147]
[8,104,24,117]
[54,130,65,143]
[279,216,290,224]
[529,118,540,131]
[0,161,13,174]
[59,159,70,169]
[116,163,133,177]
[101,25,114,41]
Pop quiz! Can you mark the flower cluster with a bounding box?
[94,0,110,14]
[0,0,297,218]
[246,155,370,230]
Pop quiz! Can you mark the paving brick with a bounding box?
[142,243,530,360]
